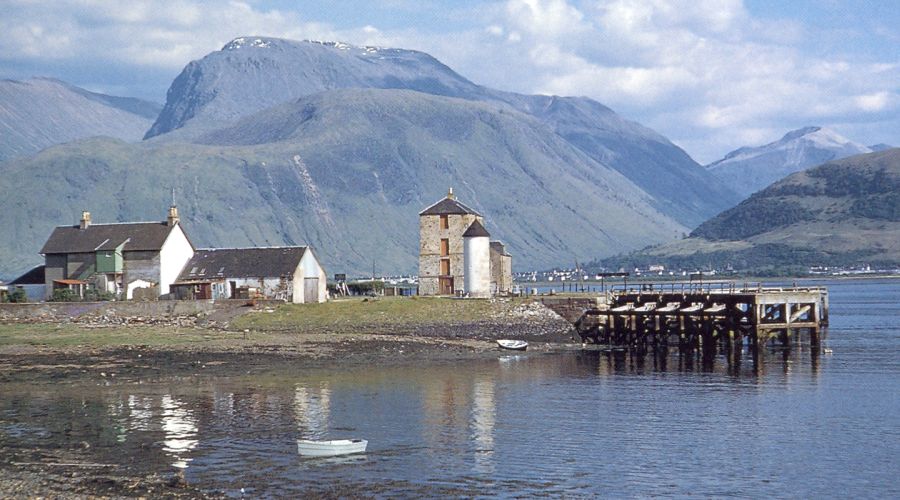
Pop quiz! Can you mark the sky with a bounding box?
[1,0,897,163]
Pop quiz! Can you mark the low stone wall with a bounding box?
[0,300,220,322]
[539,297,602,324]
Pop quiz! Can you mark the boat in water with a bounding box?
[297,439,368,457]
[496,339,528,351]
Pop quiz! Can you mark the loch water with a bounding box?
[2,279,899,497]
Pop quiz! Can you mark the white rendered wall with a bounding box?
[293,249,326,303]
[463,236,491,298]
[158,224,194,296]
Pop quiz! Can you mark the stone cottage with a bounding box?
[418,189,513,297]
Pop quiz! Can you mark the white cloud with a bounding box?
[0,0,335,70]
[0,0,896,162]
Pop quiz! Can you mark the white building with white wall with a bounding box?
[170,246,326,303]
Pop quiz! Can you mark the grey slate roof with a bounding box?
[176,247,308,282]
[463,220,491,238]
[8,265,45,285]
[419,197,481,216]
[490,241,511,256]
[40,222,178,254]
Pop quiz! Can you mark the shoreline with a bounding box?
[0,297,577,383]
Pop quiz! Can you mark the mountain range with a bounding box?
[0,77,161,163]
[602,148,900,272]
[707,126,876,198]
[0,37,740,278]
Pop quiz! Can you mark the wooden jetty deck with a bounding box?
[542,284,829,354]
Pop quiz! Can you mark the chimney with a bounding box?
[79,211,91,230]
[447,187,455,200]
[167,205,180,227]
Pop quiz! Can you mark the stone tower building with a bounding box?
[418,188,482,296]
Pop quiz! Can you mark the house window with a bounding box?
[440,259,450,275]
[439,215,449,229]
[440,238,449,256]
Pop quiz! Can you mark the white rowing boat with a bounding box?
[496,339,528,351]
[297,439,368,457]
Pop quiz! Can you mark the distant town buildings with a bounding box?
[418,189,512,297]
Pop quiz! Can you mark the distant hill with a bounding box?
[601,148,900,272]
[0,78,161,162]
[869,143,894,152]
[0,90,686,279]
[707,126,872,198]
[147,37,737,227]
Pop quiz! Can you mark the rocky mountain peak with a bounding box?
[707,125,873,197]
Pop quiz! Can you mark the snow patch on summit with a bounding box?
[706,126,874,197]
[306,40,383,54]
[224,37,272,50]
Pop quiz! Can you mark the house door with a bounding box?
[439,277,454,295]
[304,277,319,303]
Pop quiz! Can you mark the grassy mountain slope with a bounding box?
[147,37,736,226]
[601,149,900,271]
[0,90,686,279]
[0,78,161,162]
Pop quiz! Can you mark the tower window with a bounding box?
[440,238,449,256]
[440,215,449,229]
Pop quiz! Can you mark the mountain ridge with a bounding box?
[601,148,900,272]
[147,36,738,227]
[0,89,689,279]
[707,126,872,198]
[0,77,161,163]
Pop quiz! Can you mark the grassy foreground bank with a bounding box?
[0,296,567,354]
[231,296,522,331]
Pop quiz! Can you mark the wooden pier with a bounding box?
[544,284,829,354]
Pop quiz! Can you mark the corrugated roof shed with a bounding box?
[177,247,308,282]
[40,222,178,254]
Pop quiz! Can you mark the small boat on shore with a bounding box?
[297,439,368,457]
[497,339,528,351]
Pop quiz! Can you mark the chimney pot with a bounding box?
[167,205,180,227]
[80,211,91,230]
[447,187,455,200]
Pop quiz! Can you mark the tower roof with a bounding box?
[419,189,481,216]
[462,220,491,238]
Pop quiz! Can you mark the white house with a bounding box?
[170,246,327,303]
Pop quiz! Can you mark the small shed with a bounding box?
[6,265,47,302]
[171,246,326,303]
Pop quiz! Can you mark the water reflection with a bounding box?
[160,395,199,469]
[0,279,892,497]
[470,379,495,474]
[294,383,331,439]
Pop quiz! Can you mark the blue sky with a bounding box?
[1,0,897,163]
